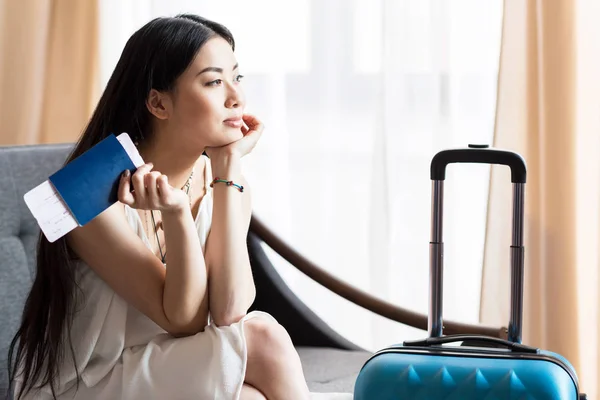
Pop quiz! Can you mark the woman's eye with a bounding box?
[235,74,244,83]
[207,79,222,86]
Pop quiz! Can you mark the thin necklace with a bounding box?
[147,168,194,264]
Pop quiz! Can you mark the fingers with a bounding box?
[144,171,162,204]
[242,114,264,149]
[118,169,135,206]
[131,163,153,206]
[241,114,264,149]
[241,122,250,135]
[117,163,188,213]
[119,163,153,208]
[134,162,154,178]
[157,174,170,194]
[242,114,263,133]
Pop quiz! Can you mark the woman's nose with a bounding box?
[225,97,239,109]
[225,84,243,109]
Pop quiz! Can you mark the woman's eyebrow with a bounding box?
[197,63,239,75]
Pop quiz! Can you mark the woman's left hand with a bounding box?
[205,114,264,160]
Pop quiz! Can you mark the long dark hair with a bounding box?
[7,14,234,400]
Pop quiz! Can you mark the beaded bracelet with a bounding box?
[210,177,244,192]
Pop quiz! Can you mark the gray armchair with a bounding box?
[0,142,505,398]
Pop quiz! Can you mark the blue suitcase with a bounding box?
[354,145,587,399]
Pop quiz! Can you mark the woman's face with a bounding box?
[161,36,246,149]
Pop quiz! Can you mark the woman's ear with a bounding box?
[146,89,171,120]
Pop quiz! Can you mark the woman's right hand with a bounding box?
[118,163,190,215]
[204,114,264,160]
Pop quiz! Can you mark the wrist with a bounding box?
[161,203,190,220]
[210,153,242,178]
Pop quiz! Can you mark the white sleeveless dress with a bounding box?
[15,156,277,399]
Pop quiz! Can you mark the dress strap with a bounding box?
[203,155,212,191]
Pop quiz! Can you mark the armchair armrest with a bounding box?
[249,214,507,339]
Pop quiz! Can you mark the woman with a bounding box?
[8,14,350,400]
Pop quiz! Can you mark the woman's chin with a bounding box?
[206,129,244,148]
[223,128,244,143]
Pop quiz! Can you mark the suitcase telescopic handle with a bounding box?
[428,144,527,344]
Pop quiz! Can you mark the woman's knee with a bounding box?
[240,383,267,400]
[243,316,310,399]
[244,316,296,363]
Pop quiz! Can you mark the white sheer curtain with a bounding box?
[99,0,503,351]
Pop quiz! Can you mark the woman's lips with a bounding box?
[223,117,243,128]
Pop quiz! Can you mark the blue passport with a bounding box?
[49,133,142,226]
[23,132,145,242]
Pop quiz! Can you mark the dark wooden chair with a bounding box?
[247,214,507,351]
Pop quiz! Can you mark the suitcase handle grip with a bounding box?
[430,145,527,183]
[403,334,538,354]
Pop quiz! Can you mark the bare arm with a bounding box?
[161,206,210,333]
[67,164,209,336]
[204,153,256,326]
